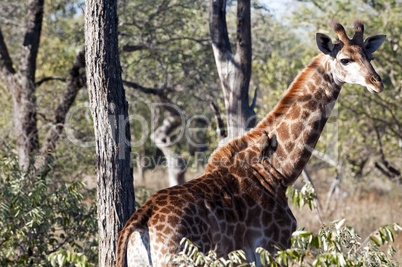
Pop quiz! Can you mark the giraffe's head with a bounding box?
[316,20,386,94]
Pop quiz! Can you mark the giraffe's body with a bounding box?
[123,167,296,265]
[117,21,385,266]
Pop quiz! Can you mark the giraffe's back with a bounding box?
[118,167,296,266]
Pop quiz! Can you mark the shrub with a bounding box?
[0,149,98,266]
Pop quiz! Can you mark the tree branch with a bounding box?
[250,87,257,110]
[373,125,401,180]
[121,37,210,53]
[0,28,16,79]
[36,47,85,176]
[35,76,66,87]
[209,0,232,63]
[122,80,167,95]
[121,44,149,52]
[236,0,252,72]
[19,0,44,82]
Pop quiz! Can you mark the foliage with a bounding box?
[47,250,92,267]
[134,187,151,208]
[286,182,316,211]
[252,15,305,119]
[0,147,98,266]
[257,221,401,267]
[165,238,249,267]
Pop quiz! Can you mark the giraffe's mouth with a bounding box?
[366,75,384,94]
[366,84,383,94]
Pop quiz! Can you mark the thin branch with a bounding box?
[121,44,149,52]
[373,126,401,179]
[301,169,323,225]
[122,80,167,95]
[19,0,44,82]
[250,87,257,110]
[156,37,210,46]
[342,98,402,139]
[122,36,210,53]
[35,76,66,87]
[311,149,337,167]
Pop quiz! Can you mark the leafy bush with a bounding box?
[167,221,400,267]
[258,221,401,267]
[0,149,98,266]
[165,238,248,266]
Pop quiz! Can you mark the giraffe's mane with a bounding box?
[205,54,325,170]
[255,54,324,128]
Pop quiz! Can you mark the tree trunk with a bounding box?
[0,0,44,170]
[84,0,136,266]
[209,0,256,140]
[151,95,187,186]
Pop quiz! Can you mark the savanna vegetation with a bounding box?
[0,0,400,266]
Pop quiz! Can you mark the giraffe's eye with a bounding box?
[340,58,352,65]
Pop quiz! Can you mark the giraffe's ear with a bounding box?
[364,35,386,54]
[316,33,335,55]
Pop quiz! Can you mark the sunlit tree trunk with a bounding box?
[84,0,136,265]
[209,0,256,141]
[151,95,187,186]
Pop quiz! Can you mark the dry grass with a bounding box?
[292,170,402,261]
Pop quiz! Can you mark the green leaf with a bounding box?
[384,227,394,242]
[370,235,381,246]
[310,236,321,248]
[337,253,346,267]
[292,230,313,238]
[57,253,66,266]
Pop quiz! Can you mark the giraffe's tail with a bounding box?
[116,210,152,267]
[117,225,152,267]
[116,225,132,267]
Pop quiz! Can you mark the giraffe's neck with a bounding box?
[257,54,343,186]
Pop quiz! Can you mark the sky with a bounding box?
[260,0,297,19]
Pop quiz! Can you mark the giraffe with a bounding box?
[116,20,385,266]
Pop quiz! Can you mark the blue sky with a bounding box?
[260,0,296,19]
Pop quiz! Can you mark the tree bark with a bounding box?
[84,0,136,266]
[209,0,256,140]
